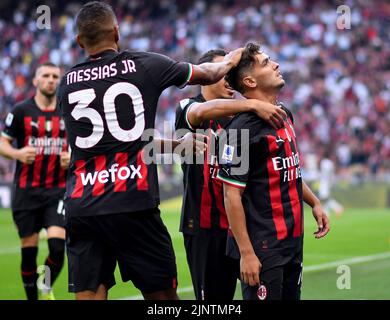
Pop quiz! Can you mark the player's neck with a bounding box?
[201,88,219,101]
[86,43,118,57]
[34,91,56,111]
[244,90,277,105]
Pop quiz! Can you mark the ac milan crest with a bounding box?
[257,284,267,300]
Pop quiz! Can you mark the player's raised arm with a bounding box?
[189,48,244,85]
[187,99,287,129]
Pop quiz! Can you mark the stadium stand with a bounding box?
[0,0,389,185]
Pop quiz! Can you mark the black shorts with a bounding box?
[66,208,177,294]
[241,250,303,300]
[184,229,240,300]
[12,199,65,238]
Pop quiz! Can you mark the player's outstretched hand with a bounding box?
[312,204,330,239]
[224,47,244,68]
[240,252,262,286]
[60,151,71,169]
[178,132,208,156]
[16,146,36,164]
[253,100,288,129]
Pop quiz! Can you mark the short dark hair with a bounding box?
[225,42,261,93]
[38,61,58,68]
[35,62,59,76]
[198,49,227,64]
[76,1,117,47]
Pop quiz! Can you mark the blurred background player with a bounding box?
[175,49,287,300]
[318,148,344,217]
[218,43,330,300]
[0,62,70,300]
[58,1,243,300]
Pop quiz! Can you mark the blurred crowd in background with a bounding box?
[0,0,389,185]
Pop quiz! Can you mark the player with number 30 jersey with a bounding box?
[58,2,244,300]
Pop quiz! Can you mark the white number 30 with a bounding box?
[68,82,145,149]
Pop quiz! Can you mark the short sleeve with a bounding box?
[175,99,200,132]
[2,106,22,140]
[142,52,193,90]
[217,126,250,189]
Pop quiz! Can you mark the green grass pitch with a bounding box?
[0,197,389,300]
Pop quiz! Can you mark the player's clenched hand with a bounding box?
[252,100,287,129]
[178,132,208,156]
[60,151,71,169]
[223,48,244,68]
[16,146,36,164]
[312,204,330,239]
[240,252,262,286]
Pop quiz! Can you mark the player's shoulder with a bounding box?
[225,112,261,130]
[121,50,170,63]
[177,95,204,112]
[11,98,35,114]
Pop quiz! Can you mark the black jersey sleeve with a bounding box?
[175,98,200,132]
[217,130,249,189]
[141,52,193,90]
[217,113,262,189]
[2,104,23,140]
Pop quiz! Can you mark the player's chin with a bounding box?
[277,79,285,88]
[42,89,56,97]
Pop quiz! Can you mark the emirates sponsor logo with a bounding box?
[28,137,67,155]
[80,163,142,186]
[272,151,300,171]
[272,151,301,182]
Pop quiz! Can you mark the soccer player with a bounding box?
[318,148,344,216]
[175,49,287,300]
[0,62,69,300]
[57,1,244,300]
[217,43,330,300]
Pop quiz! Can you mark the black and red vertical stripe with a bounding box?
[18,115,67,189]
[265,122,303,241]
[199,121,229,229]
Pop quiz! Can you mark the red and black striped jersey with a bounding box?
[2,98,68,210]
[175,94,231,234]
[58,49,193,217]
[217,105,303,261]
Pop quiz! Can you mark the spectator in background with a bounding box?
[0,0,389,183]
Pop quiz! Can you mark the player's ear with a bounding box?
[242,75,256,90]
[113,25,119,43]
[32,76,38,88]
[32,69,39,87]
[76,35,84,49]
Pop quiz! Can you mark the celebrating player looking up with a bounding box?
[217,43,330,300]
[57,1,243,300]
[175,49,287,300]
[0,62,69,300]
